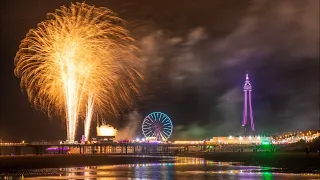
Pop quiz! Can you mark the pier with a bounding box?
[0,142,266,156]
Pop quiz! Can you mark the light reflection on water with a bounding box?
[1,157,319,180]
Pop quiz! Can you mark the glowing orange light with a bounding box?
[97,125,117,137]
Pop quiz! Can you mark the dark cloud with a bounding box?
[133,0,319,138]
[214,0,319,66]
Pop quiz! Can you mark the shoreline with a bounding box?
[1,152,319,173]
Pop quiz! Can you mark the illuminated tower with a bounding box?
[242,73,255,132]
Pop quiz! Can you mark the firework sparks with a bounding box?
[14,2,141,141]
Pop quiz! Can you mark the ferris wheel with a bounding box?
[142,112,173,141]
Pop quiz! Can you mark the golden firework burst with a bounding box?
[14,2,141,141]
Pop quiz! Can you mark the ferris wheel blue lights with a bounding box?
[142,112,173,141]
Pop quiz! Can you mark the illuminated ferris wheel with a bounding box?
[142,112,173,141]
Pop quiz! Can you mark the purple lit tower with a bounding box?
[242,73,255,132]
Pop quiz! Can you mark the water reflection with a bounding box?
[1,157,319,180]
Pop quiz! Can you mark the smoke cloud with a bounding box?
[115,110,142,140]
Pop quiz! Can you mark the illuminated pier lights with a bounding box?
[242,73,255,132]
[210,135,271,145]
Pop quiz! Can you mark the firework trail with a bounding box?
[84,92,94,141]
[14,2,141,141]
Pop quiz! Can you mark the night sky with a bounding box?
[0,0,319,141]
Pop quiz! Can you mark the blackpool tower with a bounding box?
[242,73,255,132]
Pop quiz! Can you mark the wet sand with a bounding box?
[193,152,320,172]
[0,154,169,172]
[0,152,319,173]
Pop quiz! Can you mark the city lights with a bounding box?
[271,130,320,144]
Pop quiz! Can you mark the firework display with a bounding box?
[14,2,141,141]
